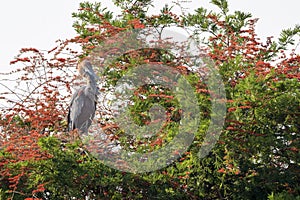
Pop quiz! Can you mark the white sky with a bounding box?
[0,0,299,72]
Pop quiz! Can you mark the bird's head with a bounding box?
[77,59,98,80]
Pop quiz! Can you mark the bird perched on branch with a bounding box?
[67,59,98,133]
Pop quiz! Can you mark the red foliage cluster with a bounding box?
[128,19,145,29]
[276,55,300,80]
[206,13,299,195]
[0,45,78,196]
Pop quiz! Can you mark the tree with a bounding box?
[0,0,299,199]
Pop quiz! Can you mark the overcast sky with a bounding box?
[0,0,299,72]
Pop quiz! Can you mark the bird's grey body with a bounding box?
[68,60,98,133]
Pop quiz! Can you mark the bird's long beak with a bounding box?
[85,67,99,81]
[84,67,95,76]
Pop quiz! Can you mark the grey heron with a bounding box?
[67,60,98,133]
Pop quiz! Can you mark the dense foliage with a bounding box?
[0,0,299,199]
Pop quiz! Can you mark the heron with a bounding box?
[67,60,98,133]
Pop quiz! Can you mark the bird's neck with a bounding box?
[86,76,98,93]
[87,77,96,85]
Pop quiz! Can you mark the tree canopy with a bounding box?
[0,0,299,199]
